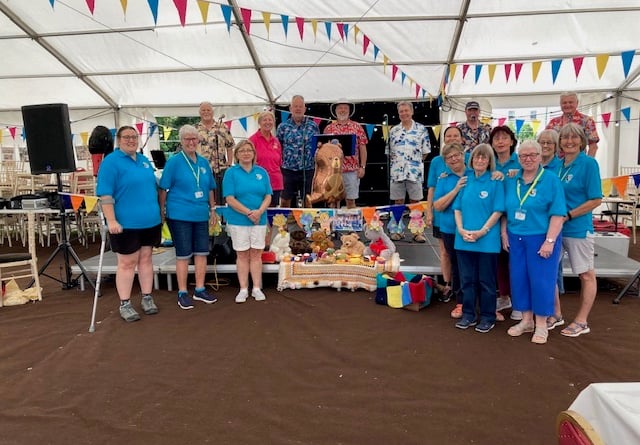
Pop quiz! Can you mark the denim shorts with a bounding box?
[166,219,209,259]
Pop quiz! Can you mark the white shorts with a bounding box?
[342,171,360,200]
[562,234,595,275]
[226,224,267,251]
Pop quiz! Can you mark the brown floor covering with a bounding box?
[1,236,639,445]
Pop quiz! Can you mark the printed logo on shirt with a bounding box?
[565,174,574,183]
[256,173,263,180]
[530,188,537,197]
[143,162,150,168]
[200,166,207,174]
[479,191,489,199]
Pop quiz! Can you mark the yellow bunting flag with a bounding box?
[70,194,84,211]
[601,178,613,197]
[361,207,376,224]
[292,209,303,227]
[353,25,359,43]
[0,131,3,146]
[432,125,441,141]
[488,64,496,83]
[311,20,318,41]
[480,117,492,126]
[119,0,127,15]
[262,12,271,36]
[612,176,629,198]
[420,201,430,212]
[196,0,209,24]
[596,54,610,79]
[80,131,89,146]
[449,64,457,82]
[162,126,172,141]
[383,55,389,74]
[531,119,541,136]
[85,196,99,213]
[382,123,389,142]
[532,61,542,83]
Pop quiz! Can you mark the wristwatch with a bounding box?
[545,238,555,244]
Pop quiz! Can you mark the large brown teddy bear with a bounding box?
[336,232,365,256]
[305,142,345,208]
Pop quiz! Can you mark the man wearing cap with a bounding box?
[323,99,368,208]
[458,101,491,152]
[545,91,599,157]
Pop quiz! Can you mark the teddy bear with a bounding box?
[269,230,292,261]
[363,224,396,260]
[289,229,312,255]
[336,232,365,256]
[309,230,334,254]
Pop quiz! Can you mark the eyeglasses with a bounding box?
[120,135,138,140]
[518,153,539,160]
[473,153,489,160]
[237,148,253,153]
[539,141,555,146]
[445,152,462,161]
[183,137,199,142]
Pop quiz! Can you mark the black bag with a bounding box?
[208,231,236,264]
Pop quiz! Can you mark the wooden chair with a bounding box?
[71,171,96,195]
[556,410,605,445]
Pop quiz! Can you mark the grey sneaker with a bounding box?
[119,301,141,322]
[141,294,158,315]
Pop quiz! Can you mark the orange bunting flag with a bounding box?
[85,196,99,213]
[70,194,84,212]
[407,202,423,213]
[80,131,89,146]
[531,61,542,83]
[196,0,209,24]
[601,178,613,197]
[612,176,629,198]
[596,54,610,79]
[361,207,376,224]
[291,209,303,227]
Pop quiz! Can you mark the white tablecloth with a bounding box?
[569,382,640,445]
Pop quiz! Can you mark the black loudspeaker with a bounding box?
[22,103,76,174]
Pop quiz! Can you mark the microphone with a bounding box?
[218,114,226,121]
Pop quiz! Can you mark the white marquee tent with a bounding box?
[1,0,640,176]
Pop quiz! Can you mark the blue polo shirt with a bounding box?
[542,155,562,174]
[452,171,504,253]
[96,149,161,229]
[427,156,450,228]
[433,168,471,234]
[559,152,602,238]
[496,151,520,174]
[159,151,215,222]
[504,167,566,236]
[222,164,273,226]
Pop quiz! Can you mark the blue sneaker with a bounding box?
[177,291,194,310]
[193,289,218,304]
[455,318,477,330]
[475,320,495,333]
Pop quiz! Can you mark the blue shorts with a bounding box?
[166,219,209,259]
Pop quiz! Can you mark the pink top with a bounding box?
[249,130,284,191]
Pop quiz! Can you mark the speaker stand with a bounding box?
[32,173,96,291]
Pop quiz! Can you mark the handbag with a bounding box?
[208,229,236,264]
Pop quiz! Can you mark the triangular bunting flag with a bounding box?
[281,15,289,38]
[488,64,496,83]
[633,173,640,188]
[135,122,144,135]
[474,65,482,84]
[85,0,95,15]
[149,123,157,138]
[596,54,609,79]
[365,124,374,140]
[363,35,370,55]
[220,5,232,32]
[292,209,303,227]
[462,64,469,80]
[400,71,406,85]
[239,117,247,132]
[240,8,252,34]
[390,205,405,224]
[514,63,523,81]
[280,110,290,122]
[621,107,631,122]
[353,25,359,44]
[531,119,540,135]
[295,17,304,40]
[311,19,318,41]
[343,24,349,40]
[336,23,345,41]
[80,131,89,146]
[572,57,584,79]
[602,112,611,128]
[61,194,72,209]
[531,61,542,82]
[173,0,188,26]
[504,64,511,82]
[621,50,635,78]
[85,196,99,214]
[361,207,376,224]
[515,119,524,135]
[70,194,83,211]
[196,0,209,25]
[383,55,389,74]
[373,45,379,61]
[433,125,441,141]
[224,121,232,131]
[612,176,629,197]
[162,126,172,141]
[601,178,613,197]
[551,59,562,84]
[312,117,321,126]
[120,0,128,15]
[49,0,55,7]
[498,117,507,126]
[146,0,159,25]
[449,64,457,82]
[324,22,332,40]
[391,64,398,81]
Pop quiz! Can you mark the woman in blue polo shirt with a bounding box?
[96,125,162,322]
[452,144,504,333]
[503,141,566,344]
[223,140,272,304]
[159,125,218,311]
[554,123,602,337]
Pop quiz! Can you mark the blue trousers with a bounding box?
[456,250,498,323]
[442,232,461,304]
[508,232,562,316]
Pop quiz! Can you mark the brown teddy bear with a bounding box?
[336,232,365,256]
[309,230,334,254]
[289,229,312,255]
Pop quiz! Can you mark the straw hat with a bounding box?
[330,98,355,118]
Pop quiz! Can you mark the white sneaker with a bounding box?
[235,289,249,304]
[496,296,512,312]
[252,288,266,301]
[510,310,523,321]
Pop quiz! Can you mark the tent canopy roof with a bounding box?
[1,0,639,111]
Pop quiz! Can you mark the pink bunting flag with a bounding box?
[602,112,611,127]
[362,35,370,55]
[462,64,469,79]
[336,23,345,41]
[135,122,144,135]
[295,17,304,40]
[514,63,523,81]
[391,65,398,81]
[240,8,252,34]
[224,121,232,131]
[573,57,584,79]
[9,127,17,139]
[313,117,322,126]
[415,84,421,98]
[173,0,188,27]
[85,0,95,14]
[504,64,512,82]
[498,117,507,126]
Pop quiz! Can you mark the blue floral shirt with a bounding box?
[386,120,431,182]
[276,117,319,171]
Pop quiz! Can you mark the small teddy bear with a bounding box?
[309,230,334,254]
[289,229,312,255]
[336,232,365,256]
[269,230,292,261]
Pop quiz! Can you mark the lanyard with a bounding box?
[181,150,201,189]
[516,168,544,207]
[559,164,573,182]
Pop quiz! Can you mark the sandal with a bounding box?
[413,233,426,243]
[531,326,548,344]
[495,311,505,322]
[450,304,463,319]
[546,314,565,330]
[437,284,452,303]
[560,321,590,338]
[507,321,534,337]
[390,233,403,241]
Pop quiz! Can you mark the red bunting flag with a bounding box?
[462,64,469,79]
[504,64,512,82]
[572,57,584,79]
[602,112,611,127]
[514,63,523,81]
[240,8,252,34]
[391,65,398,81]
[9,127,17,139]
[295,17,304,40]
[173,0,188,27]
[85,0,95,14]
[135,122,144,135]
[362,35,370,55]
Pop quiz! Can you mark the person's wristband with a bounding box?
[567,212,573,220]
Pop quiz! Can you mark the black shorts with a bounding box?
[432,225,442,239]
[110,224,162,255]
[281,168,314,201]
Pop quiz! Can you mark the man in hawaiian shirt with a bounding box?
[276,95,319,208]
[323,99,368,208]
[457,101,491,152]
[196,101,235,202]
[545,92,600,157]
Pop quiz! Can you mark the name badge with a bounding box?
[515,209,526,221]
[194,190,204,199]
